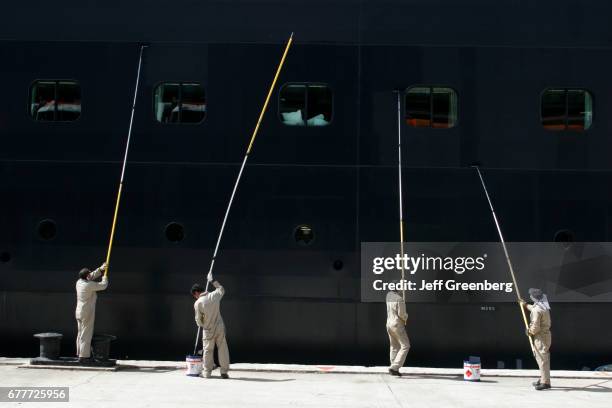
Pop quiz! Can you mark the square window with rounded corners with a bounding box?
[405,86,457,129]
[279,83,332,127]
[30,80,81,122]
[154,82,206,124]
[541,88,592,131]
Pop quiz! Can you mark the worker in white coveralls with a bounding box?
[75,262,108,362]
[192,273,230,379]
[521,288,552,390]
[386,283,410,376]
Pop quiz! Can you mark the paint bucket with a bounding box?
[464,360,481,381]
[464,356,481,381]
[186,355,203,377]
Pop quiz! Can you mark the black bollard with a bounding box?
[91,334,117,362]
[33,333,63,360]
[30,332,117,367]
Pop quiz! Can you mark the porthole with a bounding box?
[0,252,11,263]
[165,222,185,243]
[554,229,574,249]
[294,225,315,246]
[37,219,57,241]
[332,260,344,270]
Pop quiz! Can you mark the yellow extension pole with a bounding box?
[104,45,146,276]
[204,33,294,291]
[105,183,124,273]
[247,33,294,155]
[473,166,537,355]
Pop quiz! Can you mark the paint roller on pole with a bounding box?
[204,32,294,290]
[472,165,537,355]
[104,45,146,276]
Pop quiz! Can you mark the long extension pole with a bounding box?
[193,327,201,355]
[395,91,406,301]
[204,33,294,291]
[473,166,535,354]
[104,45,146,276]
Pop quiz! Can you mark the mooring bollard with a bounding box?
[33,332,63,360]
[91,334,117,361]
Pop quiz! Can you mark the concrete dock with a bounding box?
[1,358,610,407]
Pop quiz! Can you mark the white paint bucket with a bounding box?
[464,361,481,381]
[186,355,203,377]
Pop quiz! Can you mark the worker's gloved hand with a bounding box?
[525,328,531,337]
[101,262,108,271]
[519,299,527,307]
[207,272,214,282]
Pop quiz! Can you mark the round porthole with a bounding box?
[165,222,185,243]
[37,219,57,241]
[0,252,10,263]
[332,260,344,271]
[294,225,315,246]
[554,229,574,249]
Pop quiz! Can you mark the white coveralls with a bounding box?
[75,268,108,358]
[194,285,230,376]
[528,304,552,385]
[386,290,410,371]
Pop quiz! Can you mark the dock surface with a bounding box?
[1,359,610,407]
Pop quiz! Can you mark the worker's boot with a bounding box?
[202,371,212,379]
[532,380,540,387]
[388,368,401,377]
[535,383,551,390]
[221,373,229,379]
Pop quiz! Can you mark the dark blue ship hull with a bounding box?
[1,0,612,369]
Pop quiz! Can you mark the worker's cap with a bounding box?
[528,288,544,301]
[191,283,205,295]
[79,268,91,279]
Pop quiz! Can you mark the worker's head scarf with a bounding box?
[79,268,91,280]
[528,288,551,310]
[191,283,205,296]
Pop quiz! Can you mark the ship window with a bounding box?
[294,225,315,246]
[30,80,81,121]
[541,88,592,131]
[279,83,332,127]
[165,222,185,242]
[37,219,57,240]
[405,86,457,128]
[154,82,206,124]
